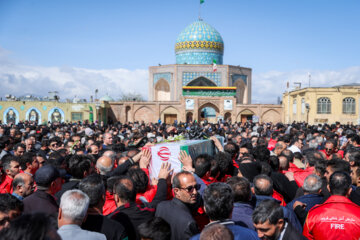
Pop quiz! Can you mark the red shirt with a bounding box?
[0,175,13,194]
[303,195,360,240]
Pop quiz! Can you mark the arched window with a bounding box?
[292,99,297,114]
[301,98,305,114]
[343,97,355,114]
[317,97,331,114]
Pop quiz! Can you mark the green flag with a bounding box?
[200,0,204,4]
[89,106,94,123]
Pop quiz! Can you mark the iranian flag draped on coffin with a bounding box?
[148,138,224,180]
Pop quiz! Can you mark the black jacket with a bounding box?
[54,179,81,204]
[270,171,298,203]
[109,178,168,240]
[23,190,58,216]
[155,197,199,240]
[282,221,307,240]
[82,214,128,240]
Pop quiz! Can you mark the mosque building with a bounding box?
[0,19,283,125]
[109,19,282,124]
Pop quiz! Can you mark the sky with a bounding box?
[0,0,360,103]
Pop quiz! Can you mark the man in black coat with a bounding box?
[23,164,63,216]
[155,171,200,240]
[79,174,128,240]
[54,155,92,204]
[252,199,306,240]
[109,162,172,240]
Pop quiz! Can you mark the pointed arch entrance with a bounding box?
[234,79,246,104]
[186,112,193,123]
[187,76,217,86]
[155,79,170,101]
[237,109,255,123]
[198,103,220,123]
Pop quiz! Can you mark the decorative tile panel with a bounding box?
[231,74,247,85]
[154,73,172,85]
[182,72,222,86]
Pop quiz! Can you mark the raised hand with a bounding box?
[210,136,224,152]
[132,151,142,163]
[178,150,193,168]
[158,162,174,180]
[139,149,151,169]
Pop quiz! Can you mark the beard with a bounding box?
[260,227,282,240]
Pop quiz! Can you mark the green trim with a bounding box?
[180,145,189,170]
[183,89,236,97]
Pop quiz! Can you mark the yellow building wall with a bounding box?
[283,87,360,125]
[0,101,101,124]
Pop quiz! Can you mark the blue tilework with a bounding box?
[176,52,223,65]
[176,20,223,43]
[154,73,172,85]
[175,20,224,65]
[182,72,222,86]
[231,74,247,85]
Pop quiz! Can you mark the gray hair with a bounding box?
[308,138,319,149]
[96,161,113,175]
[315,136,324,144]
[302,174,322,194]
[60,189,89,223]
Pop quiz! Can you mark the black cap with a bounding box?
[35,165,60,187]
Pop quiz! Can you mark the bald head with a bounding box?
[253,174,273,196]
[96,156,113,175]
[278,155,289,171]
[13,173,34,197]
[103,150,116,162]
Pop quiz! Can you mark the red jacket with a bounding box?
[103,191,117,216]
[303,195,360,240]
[272,189,286,206]
[136,186,157,204]
[293,167,314,187]
[319,149,344,160]
[267,138,277,151]
[0,175,13,194]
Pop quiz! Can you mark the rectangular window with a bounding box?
[71,112,83,121]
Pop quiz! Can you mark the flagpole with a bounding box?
[199,2,201,20]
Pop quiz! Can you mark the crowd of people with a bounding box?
[0,120,359,240]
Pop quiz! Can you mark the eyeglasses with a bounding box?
[325,148,333,151]
[179,184,200,193]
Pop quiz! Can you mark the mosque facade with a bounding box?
[0,20,283,125]
[108,20,283,124]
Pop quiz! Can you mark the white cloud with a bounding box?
[252,66,360,104]
[1,47,359,104]
[0,48,148,101]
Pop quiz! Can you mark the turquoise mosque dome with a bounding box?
[175,20,224,65]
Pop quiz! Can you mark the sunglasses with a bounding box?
[179,184,200,193]
[0,217,9,226]
[325,148,333,151]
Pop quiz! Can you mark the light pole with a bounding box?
[306,103,310,123]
